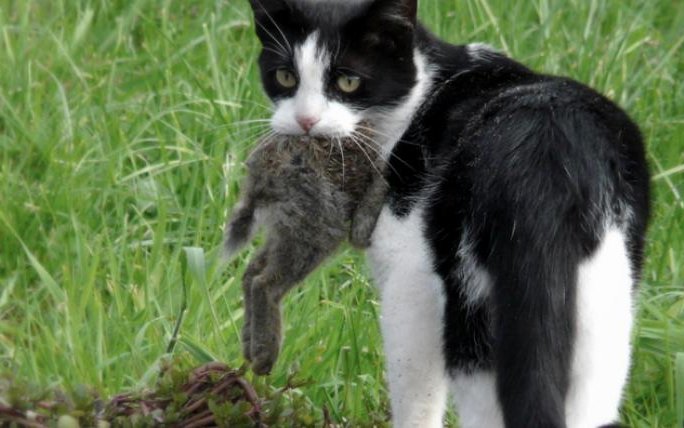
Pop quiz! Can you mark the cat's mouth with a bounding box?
[281,121,379,163]
[272,121,374,139]
[271,126,358,140]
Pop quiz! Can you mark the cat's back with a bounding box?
[409,54,650,282]
[445,69,648,216]
[410,56,648,208]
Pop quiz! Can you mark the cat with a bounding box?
[224,131,386,375]
[245,0,650,426]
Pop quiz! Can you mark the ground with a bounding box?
[0,0,682,426]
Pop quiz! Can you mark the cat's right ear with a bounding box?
[353,0,417,54]
[369,0,418,27]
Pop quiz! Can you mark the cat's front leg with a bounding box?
[350,175,388,248]
[369,207,448,428]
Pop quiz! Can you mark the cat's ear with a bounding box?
[368,0,418,27]
[352,0,417,55]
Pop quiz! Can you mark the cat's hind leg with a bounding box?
[564,227,634,428]
[450,230,634,428]
[450,371,504,428]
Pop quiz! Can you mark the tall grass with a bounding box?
[0,0,682,426]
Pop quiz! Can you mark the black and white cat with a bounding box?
[246,0,650,427]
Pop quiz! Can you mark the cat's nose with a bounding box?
[296,115,320,133]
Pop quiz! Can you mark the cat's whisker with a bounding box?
[225,127,275,158]
[256,2,292,54]
[348,130,382,158]
[326,136,335,160]
[348,133,386,181]
[250,130,278,150]
[236,130,278,160]
[353,130,442,180]
[355,125,423,147]
[334,136,346,186]
[228,125,271,137]
[230,119,273,126]
[351,131,413,177]
[192,122,271,145]
[349,131,383,156]
[255,20,291,58]
[233,98,274,111]
[333,35,342,61]
[347,133,377,164]
[352,133,399,182]
[224,123,273,141]
[200,114,273,134]
[337,42,351,65]
[263,45,290,59]
[350,131,394,162]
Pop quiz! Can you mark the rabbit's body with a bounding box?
[225,134,386,374]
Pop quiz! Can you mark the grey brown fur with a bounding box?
[224,133,386,375]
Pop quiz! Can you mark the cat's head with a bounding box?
[248,0,426,144]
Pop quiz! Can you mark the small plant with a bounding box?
[0,361,336,427]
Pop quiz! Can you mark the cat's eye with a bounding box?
[275,68,297,89]
[336,74,361,93]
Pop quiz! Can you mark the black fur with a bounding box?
[388,26,650,427]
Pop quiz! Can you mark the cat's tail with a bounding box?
[224,201,257,259]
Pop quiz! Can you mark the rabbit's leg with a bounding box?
[241,249,268,362]
[249,239,330,374]
[350,175,388,248]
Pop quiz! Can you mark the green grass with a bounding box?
[0,0,682,426]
